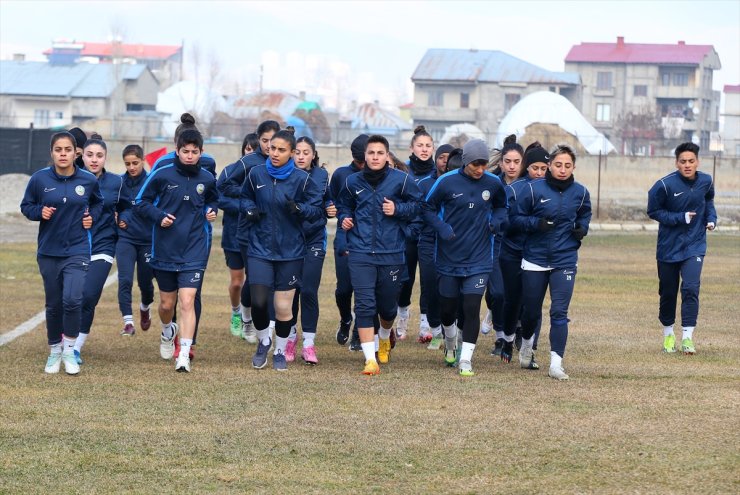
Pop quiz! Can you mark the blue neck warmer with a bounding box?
[266,157,295,180]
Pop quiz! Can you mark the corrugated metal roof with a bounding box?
[351,102,412,131]
[412,49,579,85]
[0,61,148,98]
[566,39,716,66]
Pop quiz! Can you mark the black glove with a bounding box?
[245,209,264,223]
[537,217,555,232]
[572,226,587,241]
[286,200,301,216]
[490,219,509,235]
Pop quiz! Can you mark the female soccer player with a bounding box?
[116,145,155,337]
[515,144,591,380]
[647,142,716,354]
[135,129,218,373]
[240,129,322,371]
[20,131,103,374]
[285,136,332,364]
[422,139,508,376]
[76,134,130,363]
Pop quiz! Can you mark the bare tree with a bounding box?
[615,106,662,156]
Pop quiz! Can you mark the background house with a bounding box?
[722,85,740,156]
[410,48,580,141]
[565,37,721,154]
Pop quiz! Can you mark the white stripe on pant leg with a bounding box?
[0,271,119,347]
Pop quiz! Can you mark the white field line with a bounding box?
[0,271,118,346]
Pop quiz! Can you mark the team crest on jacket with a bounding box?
[482,190,490,201]
[196,183,205,195]
[75,185,85,196]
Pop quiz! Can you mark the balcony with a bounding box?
[411,106,478,123]
[654,86,703,100]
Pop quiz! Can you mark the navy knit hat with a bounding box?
[524,146,550,166]
[435,144,455,162]
[462,139,489,166]
[350,134,370,161]
[68,127,87,148]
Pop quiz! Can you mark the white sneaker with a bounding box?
[481,310,493,335]
[175,352,191,372]
[44,352,62,374]
[242,320,257,344]
[62,352,80,375]
[160,322,179,360]
[548,365,569,380]
[419,313,430,334]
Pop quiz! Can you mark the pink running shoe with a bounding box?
[285,339,297,362]
[301,346,318,365]
[417,331,433,343]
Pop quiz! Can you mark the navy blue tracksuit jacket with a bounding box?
[118,170,153,245]
[216,159,246,253]
[90,170,130,256]
[152,150,217,178]
[328,162,362,255]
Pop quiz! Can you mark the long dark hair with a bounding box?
[296,136,320,168]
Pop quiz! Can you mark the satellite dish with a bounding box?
[692,107,700,115]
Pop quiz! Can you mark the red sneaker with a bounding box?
[140,308,151,331]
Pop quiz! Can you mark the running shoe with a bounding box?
[242,320,257,344]
[458,360,475,377]
[378,338,391,364]
[230,313,242,337]
[44,353,62,374]
[427,335,443,351]
[548,366,569,380]
[140,308,151,331]
[663,334,676,353]
[681,337,695,355]
[417,331,433,344]
[160,323,178,360]
[73,349,83,365]
[491,338,504,356]
[62,352,80,375]
[397,312,409,340]
[252,338,272,369]
[273,350,288,371]
[336,319,352,345]
[362,359,380,375]
[419,313,430,338]
[349,330,361,351]
[519,347,539,370]
[121,323,135,336]
[500,340,514,364]
[444,340,457,367]
[175,353,191,372]
[285,339,297,362]
[481,310,493,335]
[301,346,318,365]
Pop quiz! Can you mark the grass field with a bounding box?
[1,232,739,494]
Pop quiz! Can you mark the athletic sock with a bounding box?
[361,342,376,362]
[140,302,150,311]
[682,326,695,340]
[420,313,428,325]
[123,315,134,326]
[74,333,88,353]
[62,336,76,355]
[460,342,475,363]
[521,336,534,351]
[303,332,315,347]
[431,325,442,337]
[241,306,252,323]
[550,351,563,369]
[398,306,409,319]
[50,342,62,355]
[503,333,515,343]
[161,322,174,340]
[275,336,288,355]
[232,304,241,315]
[256,327,271,345]
[378,325,392,340]
[495,330,505,340]
[443,323,457,340]
[287,326,298,342]
[663,325,675,337]
[180,338,193,356]
[374,334,379,351]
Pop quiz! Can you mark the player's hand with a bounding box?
[382,197,395,216]
[205,208,217,222]
[41,206,56,220]
[161,213,176,228]
[342,217,354,231]
[706,222,715,231]
[325,202,337,218]
[82,209,92,229]
[685,211,696,224]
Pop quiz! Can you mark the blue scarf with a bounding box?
[266,157,295,180]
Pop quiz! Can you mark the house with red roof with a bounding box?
[565,37,721,154]
[723,85,740,156]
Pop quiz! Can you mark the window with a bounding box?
[596,72,613,90]
[672,73,689,86]
[34,109,49,127]
[460,92,469,109]
[427,90,443,107]
[54,111,63,119]
[126,103,157,112]
[634,85,647,96]
[504,93,520,113]
[661,73,671,86]
[596,103,611,122]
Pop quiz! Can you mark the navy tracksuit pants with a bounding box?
[399,238,427,313]
[521,267,577,358]
[484,240,504,333]
[291,245,326,334]
[116,239,154,317]
[657,256,703,327]
[334,250,353,324]
[37,254,88,345]
[500,249,541,345]
[348,256,403,328]
[80,258,114,334]
[417,240,441,328]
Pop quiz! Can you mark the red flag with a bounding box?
[145,147,168,168]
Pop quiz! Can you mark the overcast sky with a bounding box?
[1,0,738,106]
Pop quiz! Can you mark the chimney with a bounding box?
[617,36,625,48]
[12,53,25,62]
[678,40,686,46]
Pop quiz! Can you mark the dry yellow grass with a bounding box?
[1,233,739,494]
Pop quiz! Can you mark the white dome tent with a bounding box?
[496,91,615,155]
[157,81,227,137]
